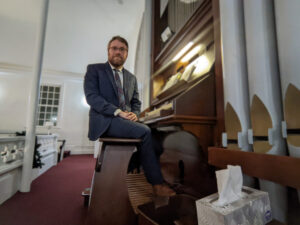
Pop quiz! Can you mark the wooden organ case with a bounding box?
[141,0,224,155]
[137,0,224,224]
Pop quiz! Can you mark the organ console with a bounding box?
[136,0,224,223]
[140,0,224,159]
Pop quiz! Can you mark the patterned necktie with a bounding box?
[113,69,126,110]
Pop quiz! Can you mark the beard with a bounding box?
[109,55,126,68]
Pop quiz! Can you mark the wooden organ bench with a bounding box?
[85,137,143,225]
[85,136,218,225]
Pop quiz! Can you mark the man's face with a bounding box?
[108,40,128,68]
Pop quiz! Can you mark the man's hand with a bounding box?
[127,112,138,121]
[118,111,129,119]
[118,111,138,122]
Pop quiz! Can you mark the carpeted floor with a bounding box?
[0,155,95,225]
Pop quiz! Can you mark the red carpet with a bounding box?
[0,155,95,225]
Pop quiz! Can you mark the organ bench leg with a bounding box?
[85,138,141,225]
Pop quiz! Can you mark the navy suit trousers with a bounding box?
[104,117,164,185]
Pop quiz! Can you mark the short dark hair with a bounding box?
[107,36,128,50]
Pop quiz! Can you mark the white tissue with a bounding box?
[214,165,243,206]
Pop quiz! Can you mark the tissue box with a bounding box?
[196,186,272,225]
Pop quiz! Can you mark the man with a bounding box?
[84,36,175,197]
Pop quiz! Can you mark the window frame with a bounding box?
[36,83,64,128]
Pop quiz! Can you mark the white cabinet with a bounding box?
[31,134,58,181]
[0,136,25,204]
[0,134,58,204]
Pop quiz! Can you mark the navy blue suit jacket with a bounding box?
[84,62,141,141]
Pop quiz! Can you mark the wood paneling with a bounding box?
[208,147,300,189]
[212,0,224,147]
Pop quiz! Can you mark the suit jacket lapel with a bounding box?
[104,62,118,98]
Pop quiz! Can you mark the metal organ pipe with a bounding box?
[219,0,254,187]
[244,0,287,223]
[275,0,300,201]
[219,0,250,151]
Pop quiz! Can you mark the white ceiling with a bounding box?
[0,0,145,74]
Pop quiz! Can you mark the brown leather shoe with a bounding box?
[153,184,176,197]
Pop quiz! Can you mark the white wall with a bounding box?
[36,72,93,154]
[44,0,145,73]
[0,68,31,132]
[0,0,41,66]
[0,66,93,154]
[0,0,145,72]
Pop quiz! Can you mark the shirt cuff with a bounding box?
[114,109,122,116]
